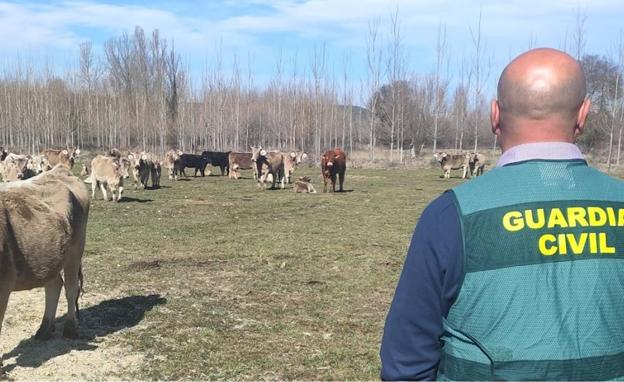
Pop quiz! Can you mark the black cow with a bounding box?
[201,150,231,176]
[176,154,209,177]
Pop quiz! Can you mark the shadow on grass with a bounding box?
[2,294,166,373]
[118,197,153,203]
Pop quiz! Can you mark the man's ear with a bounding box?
[490,99,501,136]
[575,97,591,137]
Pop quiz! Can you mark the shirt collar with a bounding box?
[496,142,584,167]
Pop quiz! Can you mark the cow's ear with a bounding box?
[260,149,267,156]
[290,152,296,158]
[61,149,69,155]
[335,154,341,159]
[128,154,134,160]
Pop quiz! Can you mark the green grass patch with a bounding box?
[81,165,464,380]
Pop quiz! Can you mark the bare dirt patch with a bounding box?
[1,290,164,380]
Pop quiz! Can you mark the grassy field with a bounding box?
[71,164,464,380]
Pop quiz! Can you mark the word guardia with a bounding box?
[502,207,621,256]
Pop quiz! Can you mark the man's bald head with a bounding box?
[492,48,590,149]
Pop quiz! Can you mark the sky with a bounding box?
[0,0,623,100]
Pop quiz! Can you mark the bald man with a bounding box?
[381,48,624,381]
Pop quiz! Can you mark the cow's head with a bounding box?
[250,146,263,163]
[434,152,448,164]
[297,151,308,164]
[116,158,131,179]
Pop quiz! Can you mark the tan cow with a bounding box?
[86,155,131,202]
[293,176,317,193]
[27,154,50,175]
[469,153,488,176]
[0,162,23,182]
[252,148,285,190]
[0,166,89,373]
[0,153,29,181]
[41,147,78,169]
[434,152,471,179]
[283,150,308,184]
[163,149,183,180]
[128,152,159,189]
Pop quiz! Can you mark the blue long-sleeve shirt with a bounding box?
[380,191,463,380]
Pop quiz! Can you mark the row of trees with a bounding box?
[0,20,622,166]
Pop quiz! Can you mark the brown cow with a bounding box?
[228,152,255,180]
[321,148,347,192]
[0,165,89,374]
[86,155,131,201]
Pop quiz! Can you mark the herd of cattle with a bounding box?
[0,145,351,202]
[434,151,488,179]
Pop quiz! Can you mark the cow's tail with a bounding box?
[76,265,85,319]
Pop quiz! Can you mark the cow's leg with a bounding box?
[339,170,345,192]
[35,275,63,340]
[117,185,124,202]
[91,181,97,199]
[0,271,15,375]
[62,263,81,339]
[331,173,337,192]
[99,182,108,201]
[323,176,328,193]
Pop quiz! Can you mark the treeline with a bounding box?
[0,21,622,164]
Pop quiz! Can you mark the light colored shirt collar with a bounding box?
[496,142,584,167]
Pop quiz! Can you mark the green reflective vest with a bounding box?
[438,160,624,381]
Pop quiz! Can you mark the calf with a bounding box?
[321,148,347,192]
[253,149,285,190]
[228,152,254,180]
[434,152,470,179]
[294,176,317,193]
[86,155,130,202]
[202,150,230,176]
